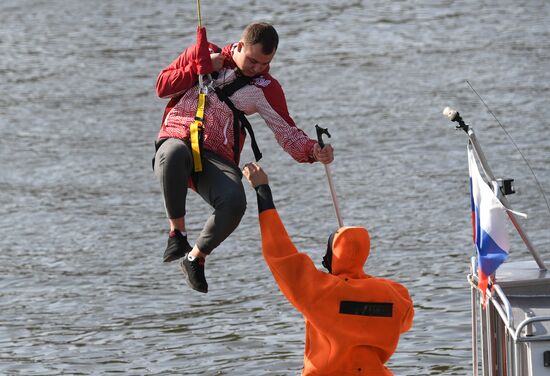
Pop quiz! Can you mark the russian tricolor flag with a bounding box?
[468,145,510,299]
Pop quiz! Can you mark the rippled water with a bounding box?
[1,0,549,374]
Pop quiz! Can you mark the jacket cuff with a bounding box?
[254,184,275,213]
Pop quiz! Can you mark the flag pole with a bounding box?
[443,107,547,271]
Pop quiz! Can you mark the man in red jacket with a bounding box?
[154,22,333,293]
[243,162,414,375]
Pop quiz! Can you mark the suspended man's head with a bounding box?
[233,22,278,77]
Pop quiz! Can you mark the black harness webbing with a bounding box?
[214,76,263,164]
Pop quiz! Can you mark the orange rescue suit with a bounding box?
[259,208,414,375]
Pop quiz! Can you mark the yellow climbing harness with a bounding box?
[190,90,206,172]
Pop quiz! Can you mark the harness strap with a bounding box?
[190,92,207,172]
[214,76,263,164]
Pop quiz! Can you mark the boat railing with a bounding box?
[515,316,550,342]
[469,268,550,341]
[492,283,514,331]
[469,262,550,375]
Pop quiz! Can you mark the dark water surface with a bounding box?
[1,0,550,374]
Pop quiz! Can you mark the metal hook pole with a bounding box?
[315,125,343,228]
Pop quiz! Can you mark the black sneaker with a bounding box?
[163,230,192,263]
[179,253,208,293]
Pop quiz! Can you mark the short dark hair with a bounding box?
[242,22,279,55]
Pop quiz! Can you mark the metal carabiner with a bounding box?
[198,74,215,95]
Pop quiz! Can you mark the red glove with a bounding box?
[195,26,213,75]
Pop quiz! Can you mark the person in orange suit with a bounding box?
[243,162,414,376]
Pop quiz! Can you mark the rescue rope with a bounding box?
[190,0,207,172]
[196,0,202,27]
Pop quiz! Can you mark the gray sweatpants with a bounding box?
[154,138,246,255]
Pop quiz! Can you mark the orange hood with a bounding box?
[330,226,370,278]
